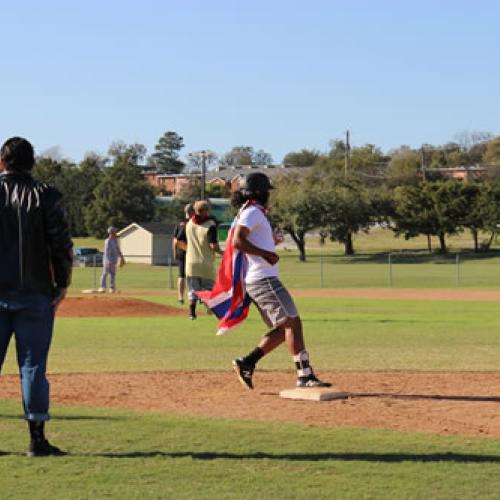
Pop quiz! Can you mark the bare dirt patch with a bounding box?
[1,371,499,438]
[57,297,184,317]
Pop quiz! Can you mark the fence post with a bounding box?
[388,253,393,287]
[93,254,98,291]
[456,253,460,287]
[168,257,174,290]
[320,254,324,288]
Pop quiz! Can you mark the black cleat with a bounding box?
[296,375,332,388]
[27,439,66,457]
[232,358,254,390]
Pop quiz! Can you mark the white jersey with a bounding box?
[237,205,279,284]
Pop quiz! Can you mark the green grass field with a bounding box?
[1,295,500,498]
[1,399,499,500]
[1,296,500,374]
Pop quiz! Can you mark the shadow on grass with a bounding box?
[0,414,126,421]
[92,450,500,464]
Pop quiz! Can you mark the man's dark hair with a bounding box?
[0,137,35,172]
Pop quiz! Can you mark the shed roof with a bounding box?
[118,222,176,237]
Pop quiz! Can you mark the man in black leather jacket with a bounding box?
[0,137,73,456]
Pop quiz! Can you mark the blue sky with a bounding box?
[1,0,499,163]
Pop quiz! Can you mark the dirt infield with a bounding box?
[57,297,185,317]
[1,371,499,438]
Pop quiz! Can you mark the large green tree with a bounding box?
[317,174,373,255]
[149,131,185,173]
[282,149,320,167]
[33,156,105,236]
[85,147,155,238]
[270,172,322,261]
[392,181,466,253]
[386,147,421,186]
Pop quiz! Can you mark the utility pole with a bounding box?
[344,129,350,179]
[421,146,426,181]
[201,150,207,200]
[187,150,217,200]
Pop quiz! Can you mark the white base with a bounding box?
[279,388,349,401]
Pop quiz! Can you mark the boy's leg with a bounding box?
[0,305,13,372]
[234,278,330,388]
[13,295,54,422]
[99,265,109,291]
[187,277,198,319]
[109,264,117,291]
[12,295,65,456]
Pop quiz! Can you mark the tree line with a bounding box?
[271,132,500,260]
[31,130,500,246]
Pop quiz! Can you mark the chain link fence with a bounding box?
[71,251,500,291]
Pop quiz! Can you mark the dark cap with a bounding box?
[241,172,274,193]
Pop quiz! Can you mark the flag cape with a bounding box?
[195,215,252,336]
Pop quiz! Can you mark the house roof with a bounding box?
[205,164,307,181]
[118,222,176,236]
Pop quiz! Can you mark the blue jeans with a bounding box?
[0,292,55,421]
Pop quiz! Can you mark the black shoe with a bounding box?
[296,375,332,388]
[27,439,66,457]
[232,358,254,390]
[178,299,184,305]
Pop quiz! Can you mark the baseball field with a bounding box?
[1,242,500,499]
[0,231,500,500]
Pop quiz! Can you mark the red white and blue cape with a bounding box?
[195,202,261,335]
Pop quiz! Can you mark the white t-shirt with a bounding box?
[237,205,279,284]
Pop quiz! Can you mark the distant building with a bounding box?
[144,164,305,195]
[424,165,487,181]
[117,222,176,265]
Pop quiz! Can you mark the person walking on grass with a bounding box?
[231,173,331,389]
[98,226,125,293]
[0,137,73,456]
[172,203,194,304]
[176,200,222,319]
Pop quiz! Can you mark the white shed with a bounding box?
[117,222,176,265]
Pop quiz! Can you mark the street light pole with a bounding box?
[187,149,217,200]
[201,150,206,200]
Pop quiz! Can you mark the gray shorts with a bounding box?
[187,276,214,301]
[246,277,298,328]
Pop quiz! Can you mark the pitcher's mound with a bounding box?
[57,297,185,317]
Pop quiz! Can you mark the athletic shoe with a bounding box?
[178,298,184,304]
[27,439,66,457]
[188,314,197,320]
[232,358,254,390]
[97,288,105,293]
[296,375,332,388]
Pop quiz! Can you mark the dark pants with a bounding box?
[0,292,55,421]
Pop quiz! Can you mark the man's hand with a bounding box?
[263,251,279,265]
[120,257,126,267]
[52,288,67,311]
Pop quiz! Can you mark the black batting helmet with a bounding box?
[240,172,274,193]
